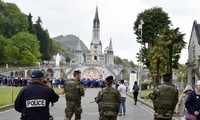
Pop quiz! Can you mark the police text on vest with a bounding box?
[26,99,46,108]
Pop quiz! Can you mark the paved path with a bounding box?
[0,88,154,120]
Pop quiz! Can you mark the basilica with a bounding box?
[74,7,114,65]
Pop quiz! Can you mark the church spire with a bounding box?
[93,6,100,28]
[107,38,113,52]
[95,6,99,21]
[75,39,82,51]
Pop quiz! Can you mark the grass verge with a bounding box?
[0,87,62,107]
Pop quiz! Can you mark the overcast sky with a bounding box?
[3,0,200,64]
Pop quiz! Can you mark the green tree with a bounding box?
[114,56,122,65]
[122,59,131,67]
[28,13,35,34]
[20,50,36,65]
[158,27,185,78]
[134,7,171,67]
[0,1,28,38]
[147,41,168,86]
[34,17,53,60]
[65,56,71,63]
[129,60,136,68]
[121,70,129,80]
[0,35,19,65]
[11,32,41,65]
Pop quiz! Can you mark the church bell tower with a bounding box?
[90,6,102,54]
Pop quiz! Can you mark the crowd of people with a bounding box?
[13,69,200,120]
[0,77,30,86]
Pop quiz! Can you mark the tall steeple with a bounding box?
[93,6,100,28]
[75,39,82,51]
[107,38,113,52]
[90,6,102,54]
[106,38,114,65]
[75,39,84,63]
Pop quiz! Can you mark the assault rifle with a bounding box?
[90,97,98,103]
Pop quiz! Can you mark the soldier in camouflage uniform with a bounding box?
[64,70,85,120]
[96,76,121,120]
[149,73,178,120]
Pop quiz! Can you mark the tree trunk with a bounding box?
[156,61,160,86]
[169,46,173,80]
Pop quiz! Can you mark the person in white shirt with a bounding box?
[118,79,127,116]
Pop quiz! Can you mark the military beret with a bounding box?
[106,76,113,81]
[74,70,81,74]
[31,70,44,78]
[163,73,171,78]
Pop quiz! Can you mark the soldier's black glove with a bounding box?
[148,93,155,100]
[51,102,54,107]
[95,97,98,103]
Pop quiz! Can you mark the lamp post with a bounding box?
[138,19,144,98]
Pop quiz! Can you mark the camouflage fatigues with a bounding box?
[96,87,121,120]
[150,84,178,120]
[64,79,85,120]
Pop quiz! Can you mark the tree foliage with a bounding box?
[134,7,171,67]
[134,7,186,86]
[114,56,135,68]
[0,1,28,38]
[0,1,71,66]
[10,32,41,65]
[0,35,19,64]
[28,13,35,34]
[34,17,53,60]
[158,27,186,78]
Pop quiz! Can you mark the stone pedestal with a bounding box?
[129,72,136,92]
[54,67,60,79]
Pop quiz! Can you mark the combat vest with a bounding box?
[64,79,81,101]
[98,87,119,112]
[152,85,178,119]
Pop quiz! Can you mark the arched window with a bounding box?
[94,56,97,61]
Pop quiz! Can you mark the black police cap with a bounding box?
[31,70,44,78]
[106,76,113,81]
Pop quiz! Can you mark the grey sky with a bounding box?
[3,0,200,64]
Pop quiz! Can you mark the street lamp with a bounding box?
[138,19,144,98]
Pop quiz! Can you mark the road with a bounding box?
[0,88,154,120]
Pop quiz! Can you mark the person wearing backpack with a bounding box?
[96,76,121,120]
[132,81,139,105]
[149,73,178,120]
[64,70,85,120]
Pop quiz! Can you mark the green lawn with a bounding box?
[140,88,182,103]
[0,87,62,107]
[0,87,22,107]
[141,89,153,97]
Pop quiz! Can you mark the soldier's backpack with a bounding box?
[98,87,120,114]
[152,85,178,119]
[64,79,81,101]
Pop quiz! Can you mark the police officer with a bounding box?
[96,76,121,120]
[14,70,59,120]
[149,73,178,120]
[64,70,85,120]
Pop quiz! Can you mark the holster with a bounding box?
[20,113,26,120]
[49,115,54,120]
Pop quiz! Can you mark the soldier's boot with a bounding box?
[75,114,81,120]
[64,118,71,120]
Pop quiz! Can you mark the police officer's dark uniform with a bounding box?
[15,70,59,120]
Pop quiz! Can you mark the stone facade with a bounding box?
[187,20,200,87]
[75,6,114,65]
